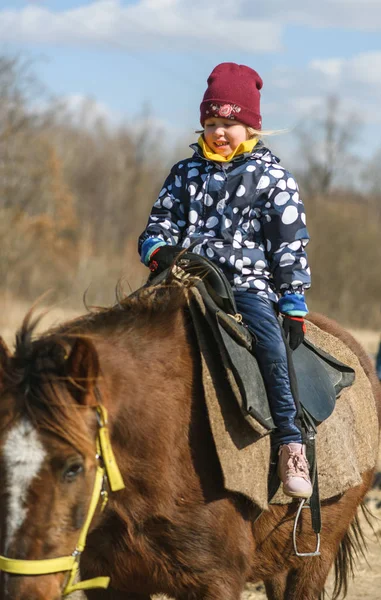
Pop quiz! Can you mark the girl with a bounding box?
[138,62,312,499]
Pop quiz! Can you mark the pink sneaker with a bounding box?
[278,443,313,499]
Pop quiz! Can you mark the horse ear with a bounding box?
[65,337,99,405]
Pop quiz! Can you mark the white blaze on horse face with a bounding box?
[3,417,46,553]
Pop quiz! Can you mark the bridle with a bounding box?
[0,400,125,596]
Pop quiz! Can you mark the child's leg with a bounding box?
[234,292,302,445]
[234,291,312,498]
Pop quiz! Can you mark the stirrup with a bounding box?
[292,498,321,557]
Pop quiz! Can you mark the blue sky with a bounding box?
[1,0,380,160]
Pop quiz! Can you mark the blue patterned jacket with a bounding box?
[139,142,311,313]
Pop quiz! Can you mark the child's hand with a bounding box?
[282,316,306,350]
[149,245,183,273]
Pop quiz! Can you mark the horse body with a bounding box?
[0,286,379,600]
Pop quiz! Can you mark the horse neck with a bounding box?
[95,306,197,481]
[85,303,223,528]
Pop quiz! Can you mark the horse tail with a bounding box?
[329,502,373,600]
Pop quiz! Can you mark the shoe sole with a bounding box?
[282,487,312,499]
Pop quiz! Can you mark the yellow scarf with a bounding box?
[198,135,258,162]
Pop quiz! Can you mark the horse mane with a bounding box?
[0,309,90,453]
[0,282,188,453]
[49,280,189,337]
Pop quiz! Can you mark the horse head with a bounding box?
[0,317,103,600]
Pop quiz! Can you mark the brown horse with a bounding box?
[0,282,379,600]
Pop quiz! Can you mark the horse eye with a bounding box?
[63,462,84,482]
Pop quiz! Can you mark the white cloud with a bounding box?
[310,52,381,87]
[245,0,381,31]
[262,51,381,131]
[59,94,116,124]
[310,59,344,78]
[297,0,381,31]
[305,52,381,124]
[0,0,282,53]
[47,93,184,142]
[1,0,380,56]
[29,93,121,128]
[344,52,381,86]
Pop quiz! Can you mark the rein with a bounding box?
[0,398,125,596]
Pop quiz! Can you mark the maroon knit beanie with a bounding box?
[200,62,263,130]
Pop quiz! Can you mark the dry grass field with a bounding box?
[1,299,380,599]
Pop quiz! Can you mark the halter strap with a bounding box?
[0,401,125,595]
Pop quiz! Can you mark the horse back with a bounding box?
[307,312,381,424]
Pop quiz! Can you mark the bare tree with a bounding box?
[362,148,381,195]
[0,55,53,213]
[295,96,361,197]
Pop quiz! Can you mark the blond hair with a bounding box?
[247,126,285,139]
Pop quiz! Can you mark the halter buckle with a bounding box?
[71,549,81,563]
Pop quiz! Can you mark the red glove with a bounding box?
[282,316,306,350]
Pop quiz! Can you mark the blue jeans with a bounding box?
[234,292,302,445]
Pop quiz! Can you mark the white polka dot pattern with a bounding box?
[206,216,218,229]
[162,198,173,209]
[139,143,311,299]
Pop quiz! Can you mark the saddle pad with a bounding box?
[187,287,379,509]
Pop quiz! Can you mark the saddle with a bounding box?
[172,252,355,432]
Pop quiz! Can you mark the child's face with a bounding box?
[203,118,248,156]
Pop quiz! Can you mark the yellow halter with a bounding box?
[0,403,125,596]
